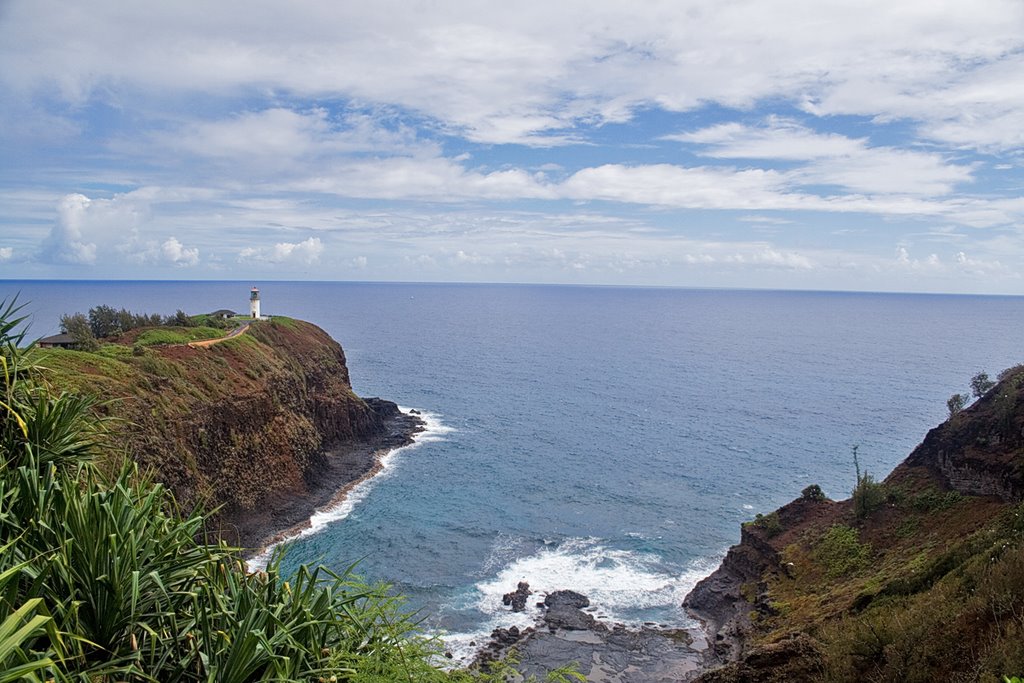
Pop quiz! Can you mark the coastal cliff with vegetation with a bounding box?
[0,302,555,681]
[684,366,1024,682]
[36,314,420,547]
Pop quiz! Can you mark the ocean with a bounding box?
[4,280,1023,660]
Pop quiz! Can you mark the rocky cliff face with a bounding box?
[40,318,415,545]
[899,367,1024,502]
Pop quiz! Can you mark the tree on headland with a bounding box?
[970,371,995,398]
[165,309,195,327]
[947,392,967,418]
[87,304,122,338]
[59,312,99,351]
[73,305,194,339]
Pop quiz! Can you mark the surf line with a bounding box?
[246,408,450,571]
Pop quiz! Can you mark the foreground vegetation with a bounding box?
[1,300,575,681]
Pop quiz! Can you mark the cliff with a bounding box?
[37,317,420,547]
[685,366,1024,682]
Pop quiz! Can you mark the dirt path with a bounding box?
[188,322,250,348]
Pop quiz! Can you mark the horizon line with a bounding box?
[1,277,1023,299]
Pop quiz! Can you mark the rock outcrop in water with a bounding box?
[39,317,423,547]
[481,585,705,682]
[502,581,533,612]
[682,365,1024,682]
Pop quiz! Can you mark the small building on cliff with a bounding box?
[37,333,79,349]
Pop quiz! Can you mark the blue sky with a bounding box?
[2,0,1024,293]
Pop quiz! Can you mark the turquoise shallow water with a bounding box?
[5,280,1024,660]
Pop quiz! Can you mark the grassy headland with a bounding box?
[688,367,1024,682]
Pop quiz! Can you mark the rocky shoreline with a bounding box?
[477,583,709,682]
[234,400,425,555]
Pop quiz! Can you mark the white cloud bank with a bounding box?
[39,192,200,268]
[3,0,1023,150]
[671,119,975,196]
[239,237,324,265]
[2,2,1023,291]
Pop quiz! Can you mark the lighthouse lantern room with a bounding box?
[249,287,261,319]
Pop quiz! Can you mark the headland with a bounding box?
[38,314,424,549]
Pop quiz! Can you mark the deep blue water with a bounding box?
[4,280,1024,658]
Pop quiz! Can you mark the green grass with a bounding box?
[268,316,299,330]
[135,326,223,347]
[814,525,872,579]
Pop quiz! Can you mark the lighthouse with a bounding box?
[249,287,261,319]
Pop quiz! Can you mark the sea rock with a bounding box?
[479,585,704,681]
[544,604,597,631]
[502,581,532,612]
[539,589,597,631]
[544,590,590,609]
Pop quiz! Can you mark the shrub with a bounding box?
[815,525,871,578]
[853,474,886,519]
[997,364,1024,382]
[909,487,963,513]
[749,511,783,536]
[801,484,827,501]
[851,445,885,519]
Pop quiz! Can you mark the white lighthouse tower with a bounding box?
[249,287,261,319]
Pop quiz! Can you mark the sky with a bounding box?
[2,1,1024,293]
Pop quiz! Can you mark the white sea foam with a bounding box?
[439,537,720,664]
[247,408,450,571]
[403,406,455,443]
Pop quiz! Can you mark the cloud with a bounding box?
[39,191,200,267]
[955,250,1012,277]
[3,2,1024,291]
[673,119,974,195]
[41,194,102,264]
[239,237,324,264]
[894,246,942,273]
[264,154,1007,228]
[0,247,12,261]
[669,120,864,160]
[161,108,428,169]
[453,250,491,265]
[561,163,790,208]
[890,246,1014,279]
[5,1,1024,148]
[739,215,793,225]
[159,237,200,267]
[124,236,201,267]
[290,156,555,201]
